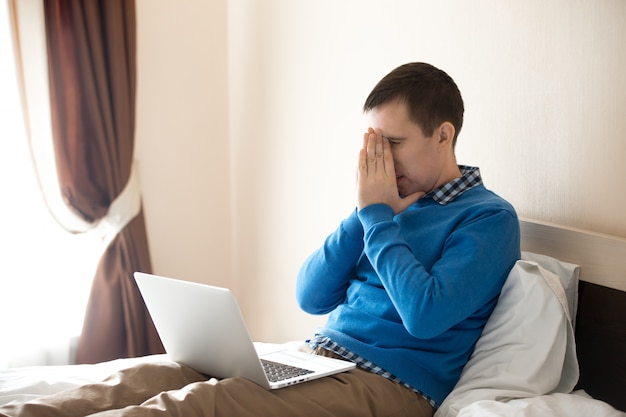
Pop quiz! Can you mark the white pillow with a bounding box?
[521,251,580,327]
[435,260,580,417]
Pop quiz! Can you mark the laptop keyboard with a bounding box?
[261,359,315,382]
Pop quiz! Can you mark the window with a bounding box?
[0,1,100,368]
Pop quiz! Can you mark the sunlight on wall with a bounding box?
[223,0,626,343]
[0,2,100,368]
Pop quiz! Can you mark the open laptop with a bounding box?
[134,272,355,389]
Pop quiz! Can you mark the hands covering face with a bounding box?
[357,128,423,214]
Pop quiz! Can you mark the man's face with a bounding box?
[366,100,446,198]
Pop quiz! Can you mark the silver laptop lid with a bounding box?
[134,272,270,388]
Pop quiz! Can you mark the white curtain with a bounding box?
[0,0,100,369]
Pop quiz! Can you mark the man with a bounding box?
[0,63,519,417]
[296,62,520,415]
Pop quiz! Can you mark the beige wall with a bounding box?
[135,0,626,343]
[135,0,231,288]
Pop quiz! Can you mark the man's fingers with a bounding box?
[375,134,384,160]
[365,131,385,175]
[358,147,368,177]
[366,132,377,165]
[381,136,395,177]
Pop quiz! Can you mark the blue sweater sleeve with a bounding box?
[358,203,519,339]
[296,210,364,314]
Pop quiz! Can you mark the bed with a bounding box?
[1,219,625,416]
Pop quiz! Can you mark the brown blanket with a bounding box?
[0,360,206,417]
[0,357,431,417]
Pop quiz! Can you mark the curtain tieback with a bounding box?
[92,161,142,250]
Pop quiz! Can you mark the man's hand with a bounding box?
[357,128,422,214]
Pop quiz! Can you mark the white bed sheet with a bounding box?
[456,391,624,417]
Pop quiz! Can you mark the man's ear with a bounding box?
[437,122,456,147]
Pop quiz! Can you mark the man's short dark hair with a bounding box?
[363,62,464,147]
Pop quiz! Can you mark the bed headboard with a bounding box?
[520,219,626,291]
[520,219,626,412]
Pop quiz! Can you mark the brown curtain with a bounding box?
[43,0,164,363]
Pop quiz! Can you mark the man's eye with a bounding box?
[383,136,401,145]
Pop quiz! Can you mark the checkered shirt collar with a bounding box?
[422,165,482,205]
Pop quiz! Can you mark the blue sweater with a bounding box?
[296,184,520,405]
